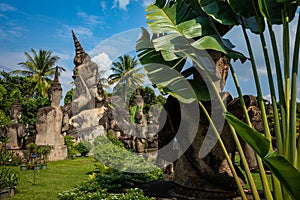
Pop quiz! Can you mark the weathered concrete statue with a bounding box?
[69,31,107,141]
[6,97,26,149]
[35,67,67,161]
[158,50,261,199]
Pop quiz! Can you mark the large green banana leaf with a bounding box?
[258,0,298,24]
[199,0,238,25]
[138,0,246,101]
[225,112,300,200]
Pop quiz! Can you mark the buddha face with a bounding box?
[50,89,62,107]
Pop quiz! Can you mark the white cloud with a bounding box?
[92,53,113,77]
[90,28,141,61]
[77,12,103,26]
[0,3,16,12]
[257,67,267,76]
[113,0,130,10]
[100,1,106,11]
[58,25,93,39]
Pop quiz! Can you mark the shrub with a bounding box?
[64,136,76,159]
[0,166,19,190]
[92,136,159,173]
[74,142,89,157]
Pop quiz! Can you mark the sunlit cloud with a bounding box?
[92,52,113,78]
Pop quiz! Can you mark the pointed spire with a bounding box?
[72,30,89,66]
[53,66,59,83]
[50,66,62,91]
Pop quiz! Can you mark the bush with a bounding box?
[58,184,154,200]
[74,142,89,157]
[64,136,76,159]
[0,166,19,190]
[92,136,159,173]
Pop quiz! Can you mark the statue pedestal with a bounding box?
[48,145,68,161]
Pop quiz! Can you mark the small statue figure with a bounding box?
[6,97,26,149]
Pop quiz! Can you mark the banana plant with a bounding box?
[137,0,300,199]
[137,0,255,198]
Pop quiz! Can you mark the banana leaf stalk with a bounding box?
[191,57,260,199]
[198,101,247,200]
[228,63,273,200]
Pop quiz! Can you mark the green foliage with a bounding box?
[92,166,162,191]
[58,187,154,200]
[139,0,299,199]
[26,142,37,154]
[0,166,19,190]
[0,139,21,166]
[108,54,144,86]
[37,145,51,164]
[129,86,166,113]
[91,136,160,173]
[0,110,10,127]
[58,161,161,200]
[64,88,75,105]
[64,136,76,159]
[106,133,125,148]
[225,112,300,199]
[20,95,50,126]
[74,142,89,156]
[0,71,50,129]
[12,48,65,97]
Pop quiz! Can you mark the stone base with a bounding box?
[48,145,68,161]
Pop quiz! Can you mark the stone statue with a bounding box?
[71,31,105,114]
[69,31,107,141]
[35,67,67,161]
[157,50,262,199]
[6,97,26,149]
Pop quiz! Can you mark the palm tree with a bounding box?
[108,54,144,86]
[107,55,145,102]
[108,55,145,101]
[12,48,65,97]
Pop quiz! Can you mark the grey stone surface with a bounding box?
[35,67,67,161]
[6,97,26,149]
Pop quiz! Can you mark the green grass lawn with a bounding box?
[234,154,273,191]
[8,155,272,199]
[12,157,97,200]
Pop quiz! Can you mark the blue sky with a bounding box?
[0,0,299,101]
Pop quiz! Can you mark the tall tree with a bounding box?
[108,54,144,86]
[12,48,65,97]
[108,54,145,102]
